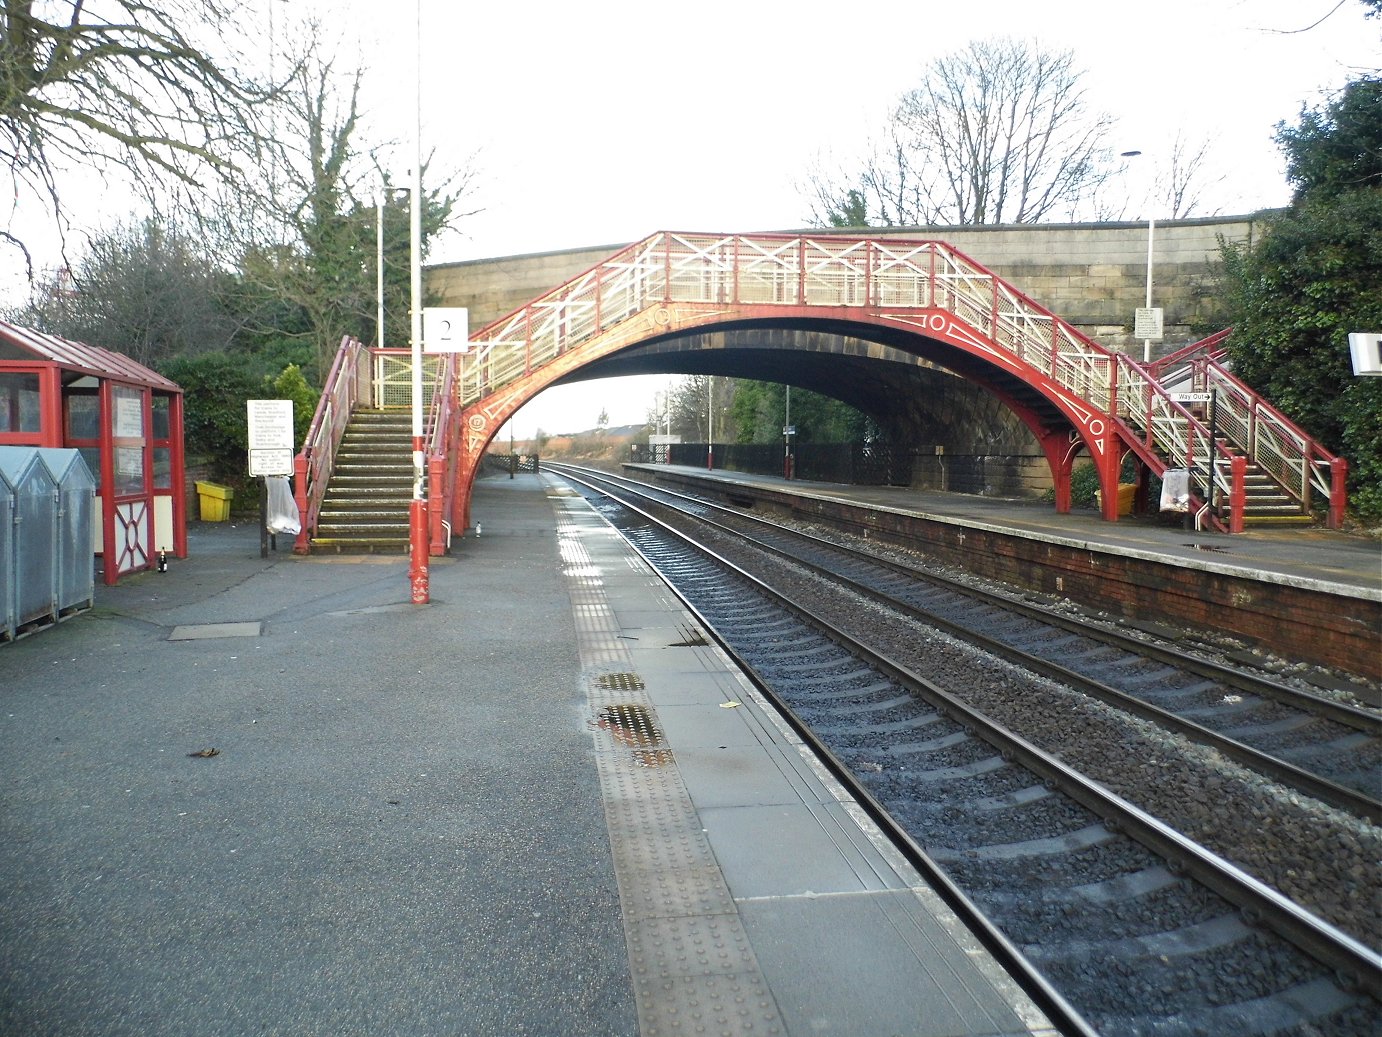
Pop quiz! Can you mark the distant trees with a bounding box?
[1220,76,1382,523]
[8,219,240,366]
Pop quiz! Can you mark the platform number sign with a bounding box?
[424,307,470,353]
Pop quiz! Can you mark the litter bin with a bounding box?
[195,481,233,522]
[1094,483,1137,516]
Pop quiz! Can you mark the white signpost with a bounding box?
[247,399,297,557]
[247,399,295,476]
[1169,391,1213,404]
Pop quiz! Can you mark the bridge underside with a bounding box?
[562,325,1052,457]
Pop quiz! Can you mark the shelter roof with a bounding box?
[0,319,181,393]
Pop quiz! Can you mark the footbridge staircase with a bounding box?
[293,231,1347,555]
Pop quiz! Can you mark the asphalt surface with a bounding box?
[0,475,638,1037]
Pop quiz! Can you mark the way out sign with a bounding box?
[247,399,295,476]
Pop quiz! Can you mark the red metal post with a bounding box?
[1230,455,1247,534]
[292,451,311,554]
[428,454,446,556]
[1329,457,1348,529]
[409,434,428,605]
[169,391,188,558]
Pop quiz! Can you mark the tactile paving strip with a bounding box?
[554,494,787,1036]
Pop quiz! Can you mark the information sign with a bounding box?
[1134,306,1164,341]
[247,399,296,476]
[1169,392,1213,404]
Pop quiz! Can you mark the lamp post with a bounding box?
[1121,150,1158,364]
[407,0,428,604]
[706,375,714,471]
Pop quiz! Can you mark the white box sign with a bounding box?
[247,399,296,476]
[424,307,470,353]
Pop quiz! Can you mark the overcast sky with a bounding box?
[362,0,1375,438]
[8,1,1378,439]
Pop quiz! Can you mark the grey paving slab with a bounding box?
[740,891,1043,1037]
[670,745,820,810]
[167,620,262,639]
[699,801,912,899]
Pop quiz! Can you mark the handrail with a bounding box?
[1197,356,1345,522]
[425,353,460,552]
[294,336,366,553]
[1114,354,1245,532]
[1147,327,1232,379]
[460,229,1116,414]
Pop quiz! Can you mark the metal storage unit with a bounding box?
[0,464,13,641]
[36,448,96,615]
[0,447,58,632]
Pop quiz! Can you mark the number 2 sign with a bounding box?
[423,307,470,353]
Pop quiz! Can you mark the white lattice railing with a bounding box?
[350,231,1341,531]
[1116,356,1236,517]
[1201,358,1337,510]
[458,231,1119,415]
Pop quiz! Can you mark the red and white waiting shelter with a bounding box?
[0,320,186,585]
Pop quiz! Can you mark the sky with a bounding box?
[7,0,1380,440]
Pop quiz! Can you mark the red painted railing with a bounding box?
[293,336,367,553]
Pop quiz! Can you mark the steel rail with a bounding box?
[560,463,1381,821]
[565,476,1100,1037]
[556,466,1382,1004]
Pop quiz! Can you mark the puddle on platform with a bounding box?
[592,702,674,768]
[668,630,709,647]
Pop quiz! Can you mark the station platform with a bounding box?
[0,472,1055,1037]
[624,464,1382,601]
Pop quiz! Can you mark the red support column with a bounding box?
[428,454,446,556]
[1230,455,1247,534]
[1098,441,1122,522]
[1329,457,1348,529]
[169,392,188,558]
[292,452,311,554]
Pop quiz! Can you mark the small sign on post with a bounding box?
[247,400,295,476]
[1169,391,1213,404]
[1134,307,1164,341]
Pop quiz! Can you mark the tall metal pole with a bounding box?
[1143,216,1155,364]
[407,0,428,604]
[706,376,714,471]
[376,187,386,348]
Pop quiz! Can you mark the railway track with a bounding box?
[553,465,1380,820]
[547,463,1382,1037]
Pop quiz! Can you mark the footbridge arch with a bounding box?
[445,231,1124,531]
[296,231,1346,556]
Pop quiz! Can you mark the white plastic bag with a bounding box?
[265,475,301,535]
[1160,469,1190,513]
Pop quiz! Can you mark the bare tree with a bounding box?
[0,0,276,277]
[805,37,1117,227]
[1157,131,1225,219]
[226,45,476,374]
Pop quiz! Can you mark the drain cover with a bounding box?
[596,672,646,691]
[168,622,262,640]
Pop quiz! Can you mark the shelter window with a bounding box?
[66,392,100,440]
[0,372,40,433]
